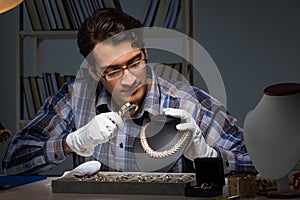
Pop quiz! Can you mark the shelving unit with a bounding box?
[16,0,194,132]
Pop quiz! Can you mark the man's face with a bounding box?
[90,41,149,107]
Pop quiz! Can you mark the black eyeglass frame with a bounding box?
[93,50,148,81]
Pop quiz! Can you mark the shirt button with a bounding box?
[119,143,123,148]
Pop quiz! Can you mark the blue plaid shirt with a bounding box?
[3,66,256,175]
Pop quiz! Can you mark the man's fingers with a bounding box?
[176,123,195,131]
[102,112,124,130]
[163,108,189,120]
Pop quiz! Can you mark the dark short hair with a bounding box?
[77,8,144,58]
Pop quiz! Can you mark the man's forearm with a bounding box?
[218,147,257,174]
[3,132,71,175]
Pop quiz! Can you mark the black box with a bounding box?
[185,157,225,197]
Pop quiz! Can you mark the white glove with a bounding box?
[60,161,101,179]
[66,112,124,157]
[163,108,217,160]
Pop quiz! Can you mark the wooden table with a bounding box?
[0,177,279,200]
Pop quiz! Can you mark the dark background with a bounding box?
[0,0,299,174]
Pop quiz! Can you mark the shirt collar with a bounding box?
[138,66,160,117]
[95,82,112,111]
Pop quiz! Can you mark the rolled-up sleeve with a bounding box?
[3,82,74,175]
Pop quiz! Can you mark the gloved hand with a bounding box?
[60,160,101,179]
[66,112,124,157]
[163,108,217,160]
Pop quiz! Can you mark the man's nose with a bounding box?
[120,68,136,84]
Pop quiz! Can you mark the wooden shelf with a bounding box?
[16,0,194,131]
[20,28,188,40]
[20,30,78,39]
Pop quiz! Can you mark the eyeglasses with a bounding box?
[96,57,147,81]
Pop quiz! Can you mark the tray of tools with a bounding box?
[52,172,196,195]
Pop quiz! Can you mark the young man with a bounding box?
[3,8,256,175]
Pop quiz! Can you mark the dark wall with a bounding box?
[0,8,18,175]
[195,0,300,124]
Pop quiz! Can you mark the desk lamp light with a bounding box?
[0,0,23,14]
[244,82,300,198]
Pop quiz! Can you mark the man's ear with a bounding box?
[87,64,100,81]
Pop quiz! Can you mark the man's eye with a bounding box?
[107,70,121,77]
[129,61,140,68]
[104,66,118,73]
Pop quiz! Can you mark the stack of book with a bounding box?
[22,72,75,120]
[143,0,181,28]
[24,0,122,30]
[24,0,181,31]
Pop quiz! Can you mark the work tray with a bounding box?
[52,172,196,195]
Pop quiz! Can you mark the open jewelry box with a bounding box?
[52,114,196,195]
[52,172,196,195]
